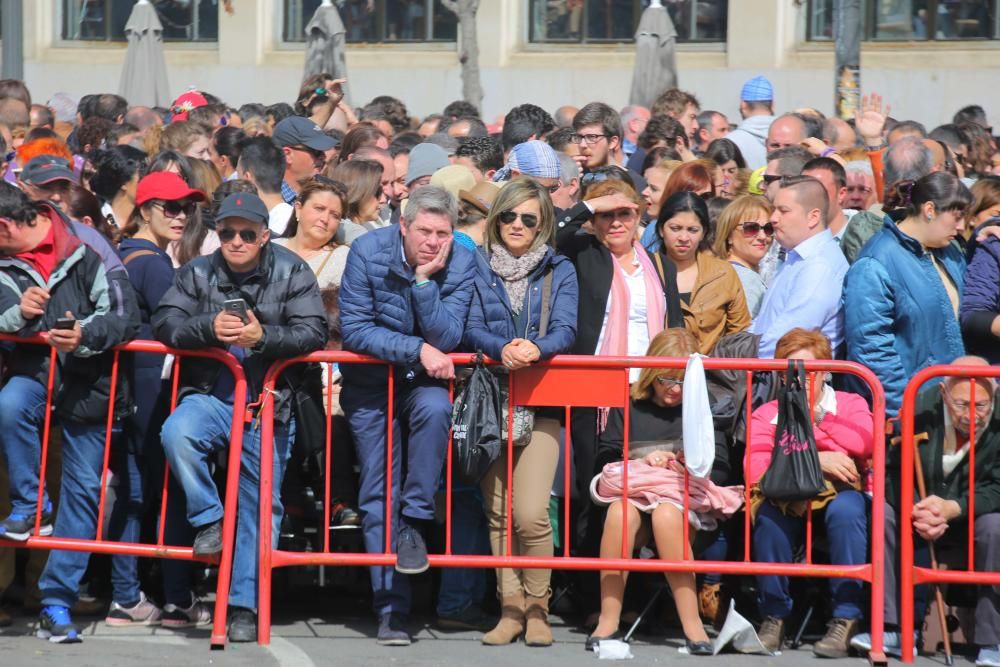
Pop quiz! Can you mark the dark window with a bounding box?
[808,0,999,41]
[61,0,219,42]
[529,0,728,43]
[283,0,457,43]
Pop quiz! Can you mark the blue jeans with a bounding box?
[753,490,869,620]
[0,376,51,516]
[436,488,489,616]
[342,377,451,617]
[160,393,294,611]
[38,420,117,608]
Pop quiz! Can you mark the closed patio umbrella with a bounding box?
[629,0,678,108]
[304,0,351,105]
[119,0,171,108]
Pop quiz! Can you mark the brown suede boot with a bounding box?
[523,594,553,647]
[481,592,525,646]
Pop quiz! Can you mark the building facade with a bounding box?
[13,1,1000,127]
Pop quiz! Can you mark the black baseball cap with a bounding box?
[273,116,339,152]
[21,156,75,186]
[216,193,269,226]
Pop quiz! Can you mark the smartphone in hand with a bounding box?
[223,298,250,325]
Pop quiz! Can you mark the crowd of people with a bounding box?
[0,73,996,664]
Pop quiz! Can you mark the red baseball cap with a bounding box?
[135,172,207,207]
[170,90,208,123]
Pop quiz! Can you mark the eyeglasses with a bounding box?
[761,174,782,185]
[655,377,683,389]
[543,182,560,194]
[498,210,538,228]
[571,133,610,145]
[944,389,993,414]
[153,200,198,219]
[845,185,873,194]
[218,227,260,244]
[738,221,775,237]
[289,145,327,164]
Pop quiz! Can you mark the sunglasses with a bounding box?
[761,174,782,185]
[655,377,683,389]
[218,227,260,244]
[498,210,539,228]
[153,200,198,219]
[738,221,775,237]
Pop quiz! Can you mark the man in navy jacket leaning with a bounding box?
[339,185,475,646]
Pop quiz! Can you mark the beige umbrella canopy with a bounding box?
[119,0,172,108]
[303,0,351,106]
[629,0,678,108]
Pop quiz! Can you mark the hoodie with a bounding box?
[726,115,775,170]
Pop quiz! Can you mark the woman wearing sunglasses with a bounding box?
[656,192,750,355]
[464,176,578,648]
[588,328,738,655]
[111,171,209,627]
[713,195,775,318]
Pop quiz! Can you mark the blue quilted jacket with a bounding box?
[844,217,966,416]
[960,236,1000,365]
[464,247,578,360]
[339,226,476,387]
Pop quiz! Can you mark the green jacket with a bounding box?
[887,387,1000,519]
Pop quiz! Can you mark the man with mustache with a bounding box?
[852,357,1000,665]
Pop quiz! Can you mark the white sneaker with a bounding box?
[850,630,918,658]
[977,644,1000,667]
[105,591,162,626]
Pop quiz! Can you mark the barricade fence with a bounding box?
[255,352,888,664]
[899,364,1000,664]
[0,334,247,649]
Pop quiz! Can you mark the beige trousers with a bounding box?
[480,417,560,598]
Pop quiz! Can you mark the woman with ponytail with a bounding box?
[843,171,972,415]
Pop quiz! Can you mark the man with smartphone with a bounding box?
[153,192,327,642]
[339,185,475,646]
[0,182,139,643]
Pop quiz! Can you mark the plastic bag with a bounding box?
[451,360,503,486]
[759,360,825,501]
[682,353,715,479]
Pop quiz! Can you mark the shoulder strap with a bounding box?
[122,249,157,266]
[652,251,666,284]
[312,248,336,278]
[539,267,554,337]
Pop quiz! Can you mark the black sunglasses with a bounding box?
[738,221,775,237]
[218,227,260,244]
[153,200,198,219]
[761,174,782,185]
[498,210,538,228]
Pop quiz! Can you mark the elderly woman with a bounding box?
[274,179,349,289]
[464,177,579,647]
[748,329,874,658]
[556,177,684,507]
[713,195,774,318]
[656,192,751,354]
[588,329,742,655]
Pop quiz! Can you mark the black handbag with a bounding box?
[290,364,327,458]
[759,360,826,501]
[451,355,503,486]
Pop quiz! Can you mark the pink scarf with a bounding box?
[598,242,667,357]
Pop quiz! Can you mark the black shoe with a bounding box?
[227,606,256,643]
[686,639,714,656]
[436,606,495,632]
[395,525,429,575]
[193,521,222,557]
[585,631,622,652]
[377,613,411,646]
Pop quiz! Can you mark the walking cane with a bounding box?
[910,432,954,667]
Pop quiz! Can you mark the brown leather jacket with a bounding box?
[679,250,752,354]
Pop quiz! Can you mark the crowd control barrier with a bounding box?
[899,365,1000,663]
[255,352,887,664]
[0,334,247,649]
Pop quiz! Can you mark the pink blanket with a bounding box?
[591,461,745,519]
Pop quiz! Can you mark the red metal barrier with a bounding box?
[898,364,1000,663]
[0,334,247,649]
[254,352,887,663]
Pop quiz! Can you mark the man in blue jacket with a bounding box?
[339,185,475,646]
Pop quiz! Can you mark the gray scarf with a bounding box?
[489,244,548,314]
